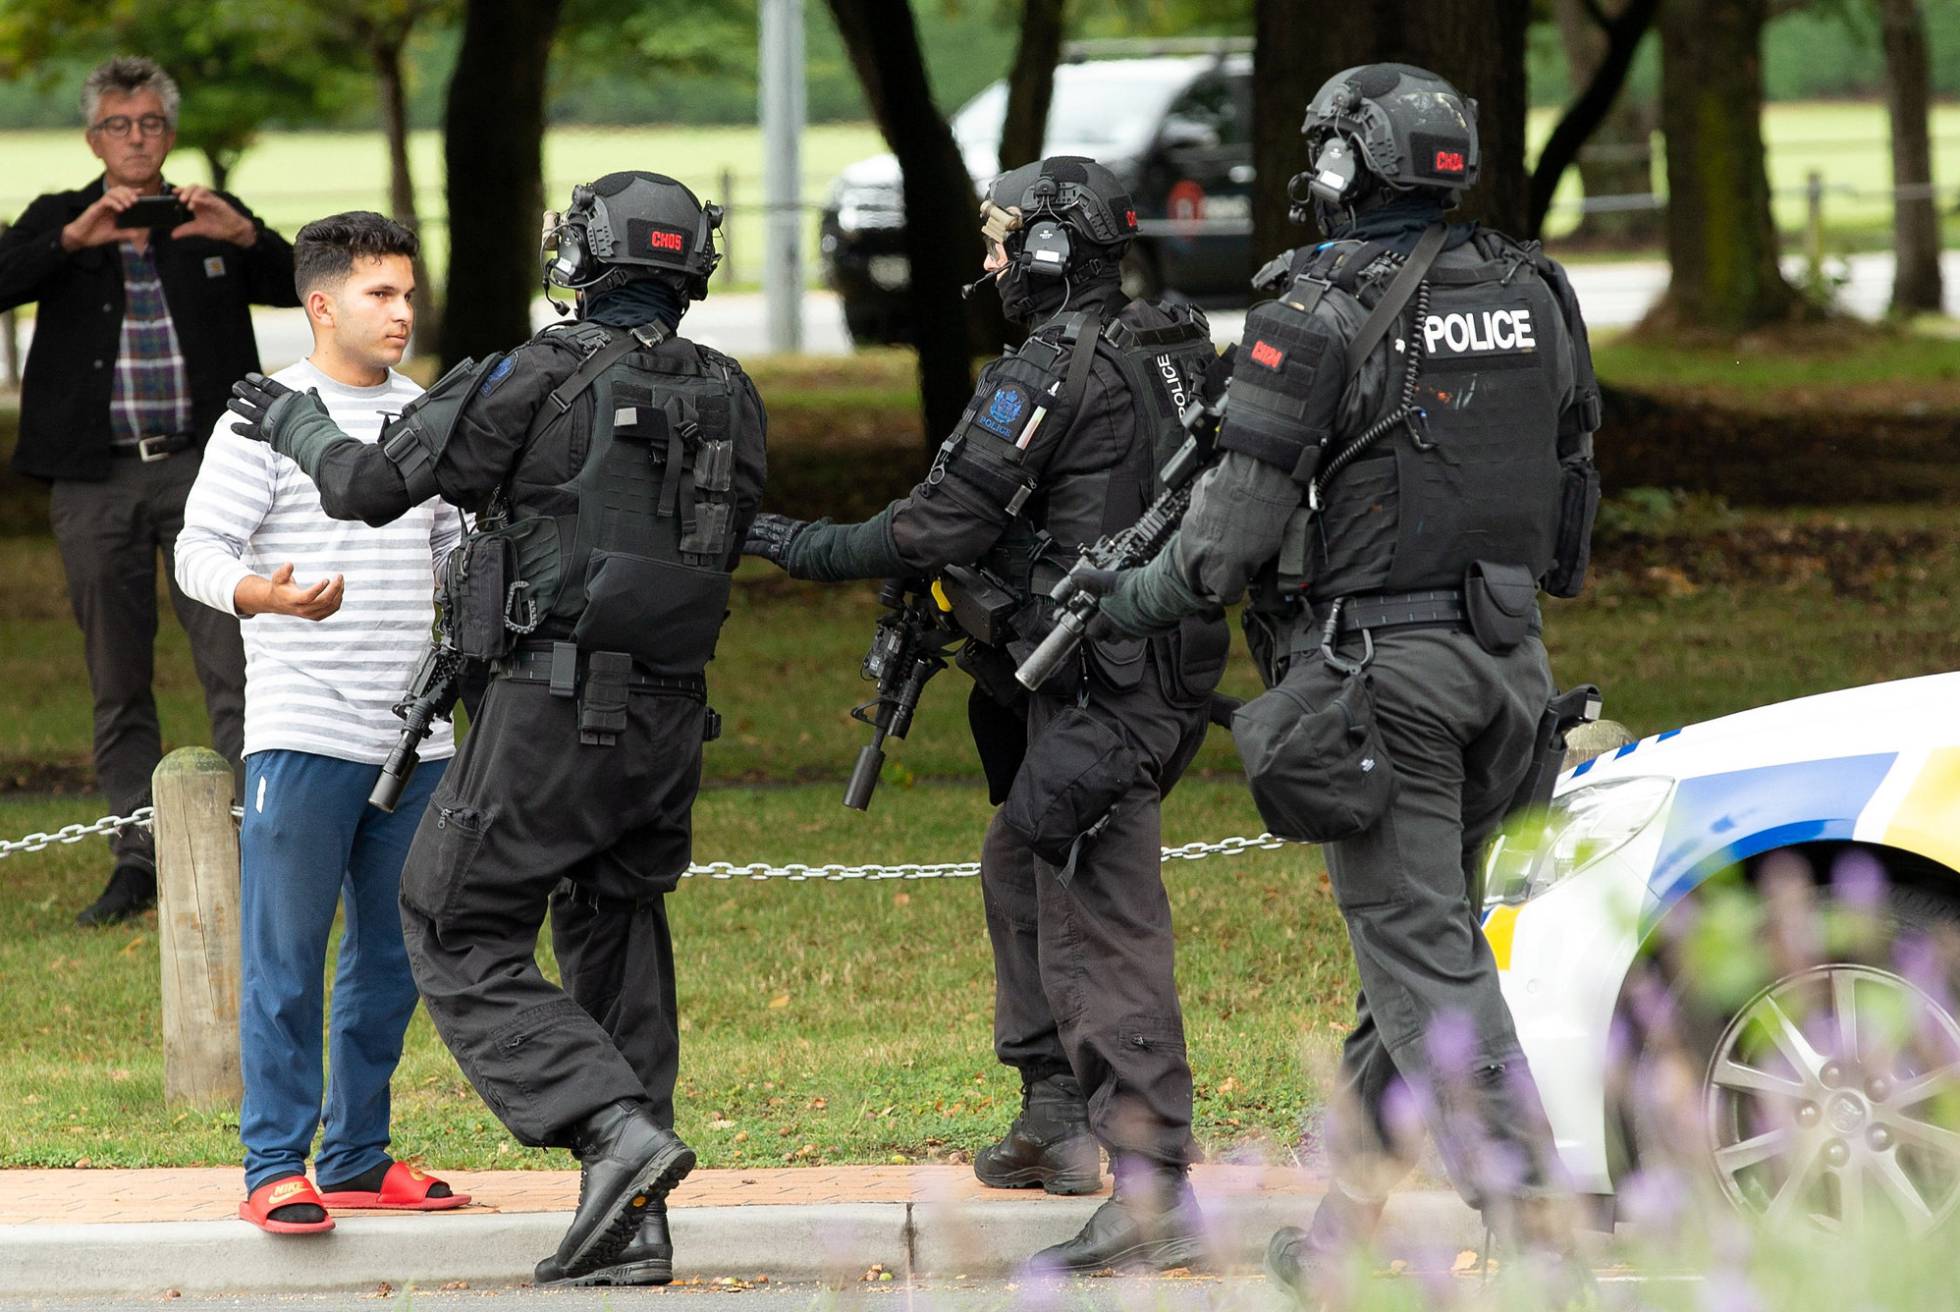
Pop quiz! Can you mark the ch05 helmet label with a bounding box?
[1422,308,1536,356]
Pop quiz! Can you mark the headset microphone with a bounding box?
[961,272,997,301]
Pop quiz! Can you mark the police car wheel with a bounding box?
[1620,877,1960,1239]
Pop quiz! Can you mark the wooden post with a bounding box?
[0,223,17,389]
[153,747,243,1110]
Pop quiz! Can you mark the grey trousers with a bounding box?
[1302,627,1564,1213]
[981,652,1210,1168]
[48,454,246,866]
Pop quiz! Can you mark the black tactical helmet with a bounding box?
[1293,64,1480,223]
[542,170,723,302]
[979,156,1138,322]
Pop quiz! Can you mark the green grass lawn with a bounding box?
[3,501,1958,1169]
[0,779,1344,1172]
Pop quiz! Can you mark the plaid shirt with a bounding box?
[108,239,193,445]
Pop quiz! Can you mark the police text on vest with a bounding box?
[1421,309,1535,355]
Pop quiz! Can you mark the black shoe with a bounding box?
[535,1200,674,1286]
[75,862,156,927]
[549,1101,694,1280]
[973,1072,1102,1195]
[1028,1162,1209,1274]
[1265,1187,1384,1308]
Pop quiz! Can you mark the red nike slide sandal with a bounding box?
[317,1160,471,1211]
[238,1175,335,1234]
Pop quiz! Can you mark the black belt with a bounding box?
[497,640,705,700]
[1324,589,1468,635]
[109,433,195,461]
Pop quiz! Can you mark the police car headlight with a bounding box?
[1481,776,1673,911]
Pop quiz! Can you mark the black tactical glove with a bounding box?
[743,513,808,569]
[228,372,346,477]
[226,372,295,443]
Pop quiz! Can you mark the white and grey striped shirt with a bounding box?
[176,359,463,765]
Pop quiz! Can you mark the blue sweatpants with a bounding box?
[238,748,446,1193]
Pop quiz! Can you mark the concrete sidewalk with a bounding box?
[0,1165,1488,1297]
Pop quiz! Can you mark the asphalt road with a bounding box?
[20,251,1957,374]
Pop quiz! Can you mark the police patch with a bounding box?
[975,384,1027,439]
[479,356,516,398]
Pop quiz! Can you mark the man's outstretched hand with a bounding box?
[226,372,297,444]
[744,513,808,569]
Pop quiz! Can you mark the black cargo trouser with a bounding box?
[981,645,1212,1169]
[49,455,246,866]
[1301,626,1564,1214]
[398,669,703,1148]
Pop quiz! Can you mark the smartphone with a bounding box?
[114,194,193,230]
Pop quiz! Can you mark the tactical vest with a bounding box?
[1251,233,1573,603]
[1000,298,1215,573]
[468,321,757,678]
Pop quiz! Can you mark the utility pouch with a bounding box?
[1232,663,1395,843]
[1001,708,1139,883]
[1544,458,1601,599]
[443,533,518,660]
[1158,614,1230,710]
[1464,560,1538,656]
[939,564,1021,648]
[1084,633,1148,692]
[578,651,632,747]
[572,552,733,676]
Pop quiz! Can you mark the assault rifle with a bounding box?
[844,579,962,811]
[1014,345,1236,691]
[369,637,466,812]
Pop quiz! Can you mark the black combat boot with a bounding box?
[534,1199,674,1286]
[973,1072,1102,1195]
[1028,1158,1209,1274]
[1265,1185,1384,1308]
[75,860,156,927]
[545,1100,694,1280]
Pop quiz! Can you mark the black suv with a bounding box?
[820,45,1253,346]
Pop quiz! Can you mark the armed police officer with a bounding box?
[745,156,1228,1273]
[1096,67,1603,1302]
[223,173,766,1286]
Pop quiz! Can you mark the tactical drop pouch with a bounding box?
[1231,664,1395,844]
[443,532,517,660]
[1464,559,1538,656]
[1001,707,1139,878]
[1545,457,1601,599]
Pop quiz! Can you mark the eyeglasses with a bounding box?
[91,114,172,139]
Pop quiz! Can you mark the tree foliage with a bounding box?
[0,0,357,188]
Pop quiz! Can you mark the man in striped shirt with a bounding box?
[176,212,469,1233]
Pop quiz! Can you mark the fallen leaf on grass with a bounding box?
[768,994,790,1009]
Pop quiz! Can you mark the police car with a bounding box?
[1483,673,1960,1234]
[821,43,1252,346]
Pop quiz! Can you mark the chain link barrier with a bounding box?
[0,806,1291,877]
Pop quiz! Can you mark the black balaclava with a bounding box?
[997,241,1125,328]
[583,273,688,331]
[1321,188,1477,258]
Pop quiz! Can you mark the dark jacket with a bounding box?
[0,177,298,481]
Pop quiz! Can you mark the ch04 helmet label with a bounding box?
[1422,308,1536,356]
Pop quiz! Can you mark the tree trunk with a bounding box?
[1400,0,1530,235]
[1539,0,1662,244]
[827,0,982,457]
[1876,0,1942,315]
[439,0,562,369]
[998,0,1066,172]
[372,34,440,354]
[1250,0,1528,264]
[202,148,233,194]
[1652,0,1802,333]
